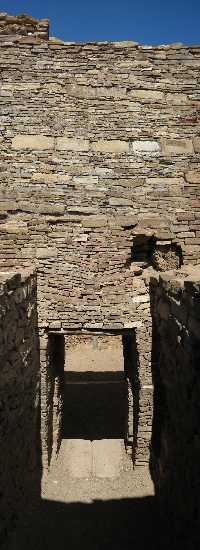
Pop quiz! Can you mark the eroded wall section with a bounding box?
[0,270,40,543]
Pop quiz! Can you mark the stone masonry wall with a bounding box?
[0,15,200,473]
[0,270,40,543]
[0,28,200,333]
[150,267,200,546]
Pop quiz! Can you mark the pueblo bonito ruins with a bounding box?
[1,12,200,549]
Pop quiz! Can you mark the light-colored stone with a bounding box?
[161,139,194,155]
[146,177,184,186]
[108,197,133,206]
[56,138,90,151]
[185,171,200,184]
[82,215,108,228]
[36,247,58,259]
[91,140,129,153]
[67,439,92,479]
[92,439,123,478]
[129,89,164,101]
[12,135,54,150]
[132,295,150,304]
[131,140,160,154]
[193,137,200,153]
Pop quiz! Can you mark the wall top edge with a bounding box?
[0,14,199,49]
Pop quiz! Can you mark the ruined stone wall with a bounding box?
[0,270,40,543]
[150,268,200,545]
[0,17,200,472]
[0,12,49,40]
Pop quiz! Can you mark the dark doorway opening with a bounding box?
[48,330,139,464]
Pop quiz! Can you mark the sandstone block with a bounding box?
[12,135,54,150]
[91,140,129,153]
[132,295,150,303]
[185,171,200,184]
[108,197,133,206]
[193,137,200,153]
[36,247,58,259]
[146,177,184,186]
[82,215,107,228]
[131,140,160,154]
[113,215,138,227]
[56,138,89,151]
[38,204,65,215]
[129,89,164,101]
[161,139,194,155]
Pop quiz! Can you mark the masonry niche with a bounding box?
[47,330,139,466]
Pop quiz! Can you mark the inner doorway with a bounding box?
[48,330,137,478]
[63,334,127,440]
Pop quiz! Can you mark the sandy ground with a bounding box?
[6,437,169,550]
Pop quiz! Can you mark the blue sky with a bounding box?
[1,0,200,44]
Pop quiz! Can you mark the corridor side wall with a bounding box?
[0,271,40,543]
[151,271,200,545]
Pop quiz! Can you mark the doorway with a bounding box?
[48,330,138,476]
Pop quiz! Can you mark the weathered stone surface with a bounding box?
[131,140,160,154]
[81,215,108,228]
[185,171,200,184]
[56,138,89,151]
[193,137,200,153]
[129,89,164,101]
[91,140,129,153]
[161,139,194,155]
[12,135,54,150]
[36,247,58,258]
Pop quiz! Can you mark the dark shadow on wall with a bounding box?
[148,280,164,485]
[7,496,170,550]
[0,275,42,546]
[47,333,65,465]
[123,332,140,463]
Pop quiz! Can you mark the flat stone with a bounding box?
[146,177,184,186]
[12,135,54,150]
[114,215,138,227]
[36,247,58,259]
[129,89,164,101]
[92,439,122,478]
[108,197,133,206]
[132,140,160,154]
[91,140,129,153]
[67,439,92,479]
[56,138,90,151]
[82,215,108,228]
[38,204,65,215]
[161,139,194,155]
[185,171,200,184]
[193,137,200,153]
[132,295,150,303]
